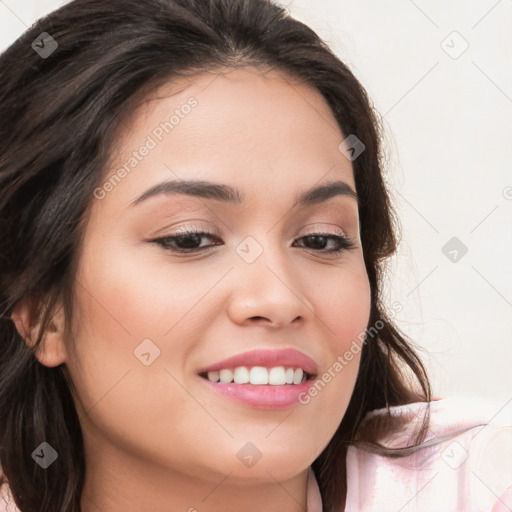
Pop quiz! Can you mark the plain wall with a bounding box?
[1,0,511,404]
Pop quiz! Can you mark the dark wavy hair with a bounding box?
[0,0,432,510]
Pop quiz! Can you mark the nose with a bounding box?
[226,244,314,329]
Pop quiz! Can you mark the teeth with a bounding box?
[205,366,308,385]
[219,369,233,383]
[250,366,268,385]
[268,366,286,385]
[207,370,219,382]
[233,366,250,384]
[293,368,303,385]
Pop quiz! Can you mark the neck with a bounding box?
[79,441,310,512]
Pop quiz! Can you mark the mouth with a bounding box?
[197,368,317,410]
[196,348,318,410]
[196,347,318,384]
[198,366,315,385]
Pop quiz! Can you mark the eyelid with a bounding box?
[300,222,348,237]
[155,222,219,237]
[159,222,350,240]
[151,223,358,257]
[156,215,354,235]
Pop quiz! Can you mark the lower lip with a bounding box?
[198,376,317,410]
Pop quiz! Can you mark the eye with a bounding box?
[152,227,222,254]
[292,232,356,255]
[151,228,356,255]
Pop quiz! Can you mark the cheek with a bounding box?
[306,264,371,415]
[67,240,221,412]
[314,263,372,353]
[73,240,197,342]
[66,248,203,464]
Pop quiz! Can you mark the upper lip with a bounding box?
[197,348,318,376]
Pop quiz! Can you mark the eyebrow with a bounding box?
[130,179,358,208]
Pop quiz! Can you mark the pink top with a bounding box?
[2,396,512,511]
[306,396,512,511]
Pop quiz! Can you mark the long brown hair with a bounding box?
[0,1,431,510]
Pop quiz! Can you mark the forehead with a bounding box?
[99,66,355,212]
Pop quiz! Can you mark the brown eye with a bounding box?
[292,233,356,255]
[154,230,222,253]
[152,229,356,256]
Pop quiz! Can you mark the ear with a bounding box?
[11,297,68,367]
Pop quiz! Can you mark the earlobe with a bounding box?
[11,298,68,368]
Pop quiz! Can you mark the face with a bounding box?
[53,67,371,507]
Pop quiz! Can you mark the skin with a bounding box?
[12,67,371,512]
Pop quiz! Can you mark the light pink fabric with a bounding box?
[307,396,512,512]
[2,396,511,511]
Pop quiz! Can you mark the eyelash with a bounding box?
[152,227,356,256]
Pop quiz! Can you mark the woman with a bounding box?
[0,0,510,511]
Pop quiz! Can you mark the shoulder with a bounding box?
[345,395,512,512]
[0,476,20,512]
[0,487,17,512]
